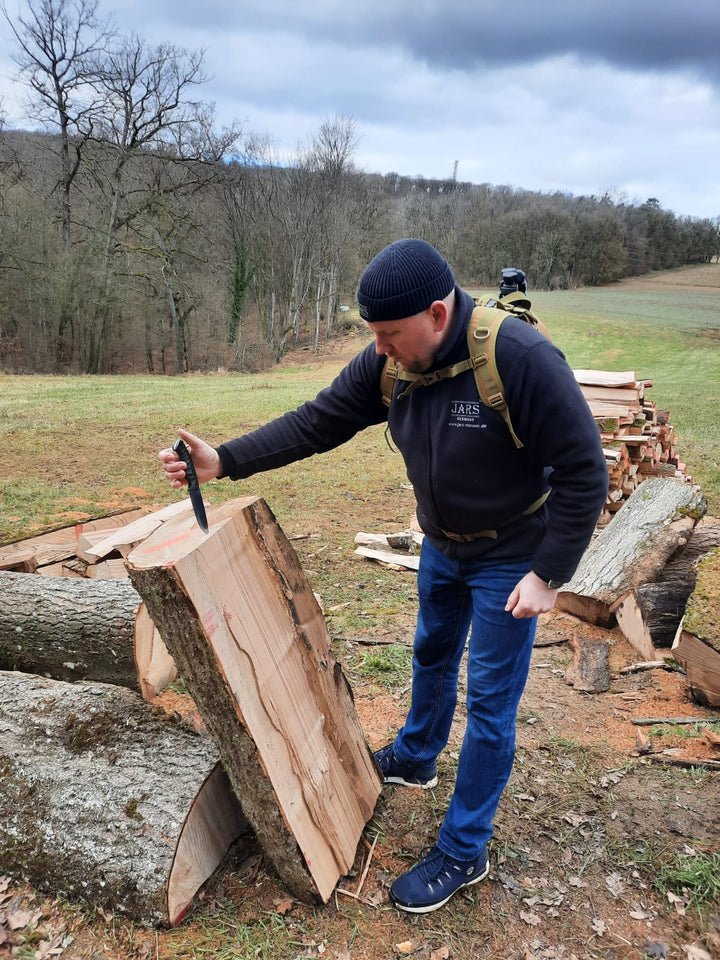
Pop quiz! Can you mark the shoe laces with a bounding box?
[416,846,461,885]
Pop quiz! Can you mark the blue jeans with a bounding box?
[393,537,537,861]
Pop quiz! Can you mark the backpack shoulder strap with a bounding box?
[468,306,523,449]
[380,357,399,407]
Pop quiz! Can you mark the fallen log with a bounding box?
[556,477,706,626]
[127,496,381,905]
[0,671,247,925]
[0,571,176,698]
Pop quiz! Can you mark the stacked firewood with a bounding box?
[573,369,693,525]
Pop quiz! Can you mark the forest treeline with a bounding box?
[1,1,718,375]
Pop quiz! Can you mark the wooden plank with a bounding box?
[127,496,381,904]
[82,499,193,559]
[0,509,146,571]
[573,369,638,387]
[84,558,129,579]
[579,383,642,404]
[354,546,421,571]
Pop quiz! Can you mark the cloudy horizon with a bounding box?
[0,0,718,220]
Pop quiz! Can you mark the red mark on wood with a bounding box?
[145,531,195,552]
[202,609,220,636]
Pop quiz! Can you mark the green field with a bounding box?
[1,264,719,549]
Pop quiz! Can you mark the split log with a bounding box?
[556,477,706,626]
[615,520,720,658]
[672,550,720,707]
[354,546,421,571]
[0,571,176,698]
[0,671,247,925]
[127,495,381,905]
[0,509,146,573]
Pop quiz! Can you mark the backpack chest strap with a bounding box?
[393,358,475,399]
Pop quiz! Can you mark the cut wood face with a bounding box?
[167,764,248,926]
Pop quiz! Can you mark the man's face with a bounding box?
[367,308,446,374]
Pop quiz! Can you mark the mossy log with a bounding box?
[0,571,176,698]
[556,477,706,626]
[127,495,381,905]
[672,549,720,706]
[0,672,247,925]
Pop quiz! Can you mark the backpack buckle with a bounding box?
[472,326,491,342]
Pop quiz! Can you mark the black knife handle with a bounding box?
[172,438,200,490]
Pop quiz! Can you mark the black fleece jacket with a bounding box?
[217,288,608,585]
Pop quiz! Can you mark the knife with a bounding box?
[172,439,209,533]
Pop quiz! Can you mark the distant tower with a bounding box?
[452,160,458,182]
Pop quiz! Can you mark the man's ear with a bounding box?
[429,299,450,332]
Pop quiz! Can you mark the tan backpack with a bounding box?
[379,291,548,449]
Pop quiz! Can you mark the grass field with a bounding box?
[2,263,718,549]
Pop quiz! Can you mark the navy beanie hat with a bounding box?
[357,238,455,323]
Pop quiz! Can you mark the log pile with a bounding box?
[0,497,381,922]
[0,501,192,578]
[574,369,693,524]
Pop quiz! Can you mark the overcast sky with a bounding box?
[1,0,718,220]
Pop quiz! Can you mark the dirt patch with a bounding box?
[4,610,719,960]
[618,263,720,289]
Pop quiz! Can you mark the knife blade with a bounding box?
[172,439,209,533]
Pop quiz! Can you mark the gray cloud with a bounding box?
[143,0,720,83]
[0,0,718,218]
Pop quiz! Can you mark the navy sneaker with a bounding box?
[373,743,438,789]
[390,844,490,913]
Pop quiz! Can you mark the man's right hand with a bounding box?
[159,428,222,488]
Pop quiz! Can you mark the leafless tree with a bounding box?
[3,0,114,253]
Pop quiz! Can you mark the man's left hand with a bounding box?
[505,571,559,619]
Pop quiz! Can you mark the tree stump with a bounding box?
[127,495,381,904]
[0,672,247,925]
[556,477,706,626]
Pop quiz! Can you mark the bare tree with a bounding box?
[3,0,114,253]
[81,34,211,372]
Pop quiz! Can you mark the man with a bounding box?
[159,238,608,914]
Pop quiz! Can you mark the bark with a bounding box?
[564,636,610,693]
[127,495,381,904]
[556,477,706,626]
[0,572,175,697]
[0,572,141,687]
[0,672,247,925]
